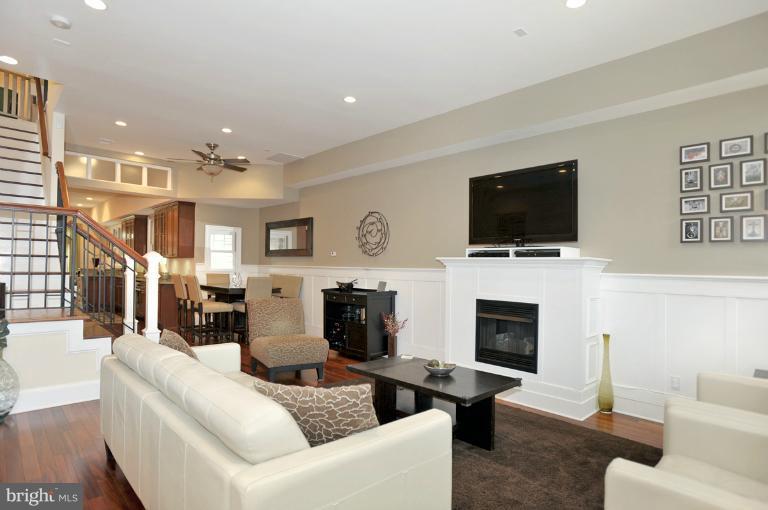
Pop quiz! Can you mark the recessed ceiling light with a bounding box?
[77,203,84,207]
[221,127,232,134]
[86,197,93,200]
[84,0,107,11]
[237,156,246,160]
[50,15,72,29]
[114,120,127,127]
[343,96,357,104]
[134,151,144,156]
[0,56,18,66]
[566,0,586,8]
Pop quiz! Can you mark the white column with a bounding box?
[142,251,165,342]
[123,255,136,335]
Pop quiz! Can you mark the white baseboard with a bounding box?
[12,380,100,415]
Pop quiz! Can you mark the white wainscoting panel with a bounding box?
[200,264,768,423]
[601,273,768,422]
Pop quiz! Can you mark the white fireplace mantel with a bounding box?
[437,256,611,420]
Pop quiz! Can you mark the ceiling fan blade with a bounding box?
[192,149,208,160]
[223,158,251,164]
[222,163,247,172]
[168,158,204,162]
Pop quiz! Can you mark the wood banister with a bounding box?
[34,77,49,157]
[55,161,70,208]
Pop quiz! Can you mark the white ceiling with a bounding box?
[1,0,767,164]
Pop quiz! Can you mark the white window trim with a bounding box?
[204,224,242,272]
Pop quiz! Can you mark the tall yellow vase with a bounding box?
[597,333,614,414]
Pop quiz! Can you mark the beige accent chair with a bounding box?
[183,274,234,343]
[232,276,273,342]
[101,334,453,509]
[271,274,303,298]
[605,397,768,509]
[247,297,329,381]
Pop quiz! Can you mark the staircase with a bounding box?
[0,115,44,205]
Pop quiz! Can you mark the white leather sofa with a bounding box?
[605,398,768,509]
[100,334,453,510]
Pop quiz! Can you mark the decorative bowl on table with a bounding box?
[336,279,358,292]
[424,359,456,377]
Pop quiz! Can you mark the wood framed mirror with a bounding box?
[265,217,313,257]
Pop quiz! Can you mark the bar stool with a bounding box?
[233,276,272,343]
[183,274,234,344]
[170,274,190,336]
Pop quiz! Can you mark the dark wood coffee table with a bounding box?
[348,356,521,450]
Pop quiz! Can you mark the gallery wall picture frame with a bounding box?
[680,167,703,192]
[720,190,753,212]
[709,163,733,190]
[680,195,709,215]
[764,132,767,154]
[679,142,710,165]
[720,135,753,159]
[740,214,766,242]
[681,218,703,243]
[709,216,734,242]
[740,158,766,187]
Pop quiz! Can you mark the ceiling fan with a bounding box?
[169,142,254,180]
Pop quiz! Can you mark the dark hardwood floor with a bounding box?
[0,342,662,509]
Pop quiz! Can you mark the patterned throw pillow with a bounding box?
[159,329,198,360]
[252,379,379,446]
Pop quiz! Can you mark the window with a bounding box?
[205,225,241,271]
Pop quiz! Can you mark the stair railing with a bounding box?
[34,77,49,158]
[0,163,162,339]
[0,68,35,122]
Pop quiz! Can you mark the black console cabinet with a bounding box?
[322,288,397,361]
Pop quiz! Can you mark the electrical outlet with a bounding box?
[670,376,681,391]
[329,250,337,257]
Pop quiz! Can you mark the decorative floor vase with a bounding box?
[0,348,19,423]
[387,335,397,358]
[597,333,614,414]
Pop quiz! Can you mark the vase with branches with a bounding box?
[382,313,408,357]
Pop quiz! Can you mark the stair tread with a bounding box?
[4,308,87,324]
[0,124,38,136]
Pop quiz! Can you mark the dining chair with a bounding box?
[206,273,230,286]
[183,274,234,344]
[233,276,273,343]
[170,274,189,336]
[270,274,303,298]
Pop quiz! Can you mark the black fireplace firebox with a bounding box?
[475,299,538,373]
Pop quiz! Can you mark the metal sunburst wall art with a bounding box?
[356,211,390,256]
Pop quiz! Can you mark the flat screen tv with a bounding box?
[469,160,578,244]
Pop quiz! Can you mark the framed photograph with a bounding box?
[740,159,766,186]
[680,195,709,215]
[720,190,753,212]
[720,135,753,159]
[709,216,733,242]
[709,163,732,189]
[680,167,702,192]
[741,215,766,242]
[681,218,703,243]
[679,142,710,165]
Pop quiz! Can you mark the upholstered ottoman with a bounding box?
[250,335,329,381]
[247,297,329,381]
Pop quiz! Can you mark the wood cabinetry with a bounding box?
[322,288,397,361]
[111,215,148,255]
[152,201,195,258]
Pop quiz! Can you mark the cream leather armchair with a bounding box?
[698,372,768,415]
[605,398,768,509]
